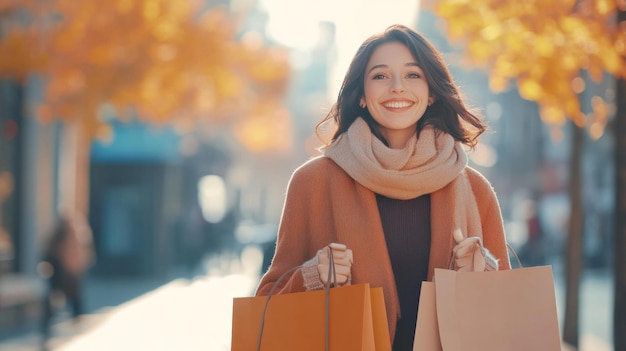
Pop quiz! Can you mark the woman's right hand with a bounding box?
[317,243,353,286]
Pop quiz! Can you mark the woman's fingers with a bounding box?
[455,255,473,267]
[318,263,350,284]
[454,239,487,272]
[473,253,486,271]
[344,249,354,264]
[329,243,353,263]
[453,228,464,244]
[453,237,481,258]
[333,264,351,277]
[317,243,353,286]
[332,249,353,265]
[453,242,474,257]
[329,242,347,251]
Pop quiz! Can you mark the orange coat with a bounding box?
[256,156,511,340]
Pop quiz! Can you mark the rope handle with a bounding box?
[257,246,336,351]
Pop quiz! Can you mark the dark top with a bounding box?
[376,193,431,351]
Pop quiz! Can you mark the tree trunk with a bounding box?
[613,8,626,350]
[563,121,584,347]
[614,36,626,351]
[58,121,91,216]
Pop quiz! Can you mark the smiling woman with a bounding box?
[254,24,511,351]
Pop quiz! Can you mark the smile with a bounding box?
[383,101,414,109]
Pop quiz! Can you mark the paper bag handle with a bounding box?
[506,242,523,269]
[257,246,337,351]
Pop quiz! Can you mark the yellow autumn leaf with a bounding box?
[595,0,616,16]
[519,78,543,101]
[540,105,566,125]
[534,36,556,57]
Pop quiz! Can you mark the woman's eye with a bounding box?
[372,74,386,80]
[407,73,422,79]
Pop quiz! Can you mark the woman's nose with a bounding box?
[390,77,405,93]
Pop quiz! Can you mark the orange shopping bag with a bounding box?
[232,247,391,351]
[231,283,390,351]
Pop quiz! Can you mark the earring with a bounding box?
[360,102,366,109]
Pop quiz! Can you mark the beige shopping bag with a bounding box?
[433,266,561,351]
[413,281,442,351]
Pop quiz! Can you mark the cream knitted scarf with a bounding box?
[324,117,483,241]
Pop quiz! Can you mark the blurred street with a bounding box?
[0,247,615,351]
[0,246,263,351]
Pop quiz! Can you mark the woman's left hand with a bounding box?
[452,229,486,272]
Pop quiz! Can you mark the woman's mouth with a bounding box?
[383,100,414,110]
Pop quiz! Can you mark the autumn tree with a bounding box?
[426,0,626,348]
[0,0,290,214]
[0,0,289,140]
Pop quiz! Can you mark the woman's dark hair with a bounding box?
[316,24,487,147]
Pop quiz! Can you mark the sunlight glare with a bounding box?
[198,175,227,223]
[259,0,420,97]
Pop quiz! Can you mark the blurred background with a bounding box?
[0,0,623,350]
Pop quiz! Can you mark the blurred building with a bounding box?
[89,122,184,277]
[0,78,62,334]
[0,0,288,336]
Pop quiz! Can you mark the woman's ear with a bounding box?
[428,96,435,106]
[359,97,366,109]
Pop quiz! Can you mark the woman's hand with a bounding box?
[317,243,353,286]
[452,229,486,272]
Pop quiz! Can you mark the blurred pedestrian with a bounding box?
[520,199,546,266]
[255,24,511,350]
[40,212,95,344]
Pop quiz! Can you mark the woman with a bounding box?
[255,24,511,350]
[41,212,95,342]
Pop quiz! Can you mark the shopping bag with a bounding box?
[433,265,561,351]
[231,283,391,351]
[232,246,390,350]
[413,281,442,351]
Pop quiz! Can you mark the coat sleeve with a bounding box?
[468,168,512,270]
[255,161,322,296]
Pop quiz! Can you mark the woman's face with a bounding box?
[361,41,432,148]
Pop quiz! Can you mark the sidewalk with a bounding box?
[0,247,263,351]
[0,247,615,351]
[553,268,614,351]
